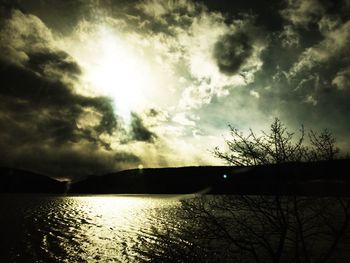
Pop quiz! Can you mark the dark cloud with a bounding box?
[8,0,94,34]
[203,0,284,31]
[0,55,124,175]
[1,0,350,176]
[0,143,124,180]
[0,0,22,15]
[238,0,350,135]
[114,152,141,163]
[213,32,253,75]
[199,0,350,149]
[130,112,156,142]
[0,8,144,177]
[0,56,118,140]
[27,50,81,77]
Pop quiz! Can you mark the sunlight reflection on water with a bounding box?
[0,195,182,262]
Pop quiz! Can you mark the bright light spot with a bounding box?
[73,196,164,227]
[68,27,156,121]
[223,174,228,179]
[138,164,144,170]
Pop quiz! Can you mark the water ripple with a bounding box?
[0,194,183,262]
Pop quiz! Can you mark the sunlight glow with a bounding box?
[70,27,156,121]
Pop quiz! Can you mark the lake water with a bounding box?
[0,194,187,262]
[2,195,349,262]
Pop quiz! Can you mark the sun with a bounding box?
[68,27,154,121]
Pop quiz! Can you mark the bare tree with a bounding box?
[131,119,349,262]
[213,118,306,166]
[171,195,350,263]
[307,129,340,161]
[213,118,341,165]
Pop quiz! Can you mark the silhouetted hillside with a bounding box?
[70,166,230,194]
[0,167,68,193]
[69,159,350,195]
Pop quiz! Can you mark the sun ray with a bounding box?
[67,26,154,121]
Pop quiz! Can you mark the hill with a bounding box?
[0,167,68,193]
[69,159,350,195]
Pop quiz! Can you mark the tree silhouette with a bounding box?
[135,119,350,262]
[213,118,340,166]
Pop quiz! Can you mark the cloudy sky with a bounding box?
[1,0,350,179]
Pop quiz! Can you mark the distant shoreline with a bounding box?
[1,159,350,196]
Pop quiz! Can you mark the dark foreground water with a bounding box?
[2,195,350,263]
[0,194,186,262]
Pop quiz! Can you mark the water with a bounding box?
[0,194,184,262]
[2,195,349,262]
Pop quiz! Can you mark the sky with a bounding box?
[1,0,350,179]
